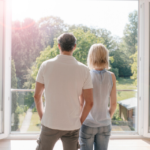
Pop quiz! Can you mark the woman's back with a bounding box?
[79,43,117,150]
[83,69,113,127]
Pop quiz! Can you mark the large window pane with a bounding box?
[11,0,138,133]
[11,91,41,133]
[0,0,4,134]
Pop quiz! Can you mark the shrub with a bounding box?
[109,68,119,79]
[16,105,29,114]
[32,107,37,112]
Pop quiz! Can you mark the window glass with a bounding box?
[11,0,138,133]
[11,91,41,133]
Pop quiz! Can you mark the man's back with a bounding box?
[34,33,93,150]
[36,54,92,130]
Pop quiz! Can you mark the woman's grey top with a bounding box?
[83,69,113,127]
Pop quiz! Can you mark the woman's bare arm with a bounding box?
[109,73,117,118]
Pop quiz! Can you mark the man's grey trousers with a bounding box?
[36,125,80,150]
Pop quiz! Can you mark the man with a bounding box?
[34,33,93,150]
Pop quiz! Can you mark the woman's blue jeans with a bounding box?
[79,124,111,150]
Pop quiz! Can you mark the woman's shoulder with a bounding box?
[107,71,115,76]
[107,71,116,82]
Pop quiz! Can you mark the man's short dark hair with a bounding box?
[57,33,77,52]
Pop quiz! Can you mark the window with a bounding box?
[0,0,149,139]
[11,0,138,134]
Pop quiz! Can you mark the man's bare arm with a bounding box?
[80,89,93,124]
[34,82,45,120]
[79,90,84,113]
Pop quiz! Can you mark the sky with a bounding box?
[12,0,138,37]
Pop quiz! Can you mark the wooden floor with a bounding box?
[0,139,150,150]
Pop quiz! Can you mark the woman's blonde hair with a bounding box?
[87,43,109,70]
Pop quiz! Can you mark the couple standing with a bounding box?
[34,33,117,150]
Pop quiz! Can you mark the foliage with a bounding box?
[38,16,66,47]
[12,17,66,89]
[112,109,123,121]
[130,51,137,85]
[94,28,119,51]
[11,60,19,131]
[110,50,132,77]
[109,56,119,78]
[69,25,118,51]
[121,10,138,56]
[72,28,104,64]
[11,60,18,89]
[12,12,138,89]
[16,105,29,114]
[12,18,42,88]
[32,107,37,112]
[24,92,35,107]
[109,68,119,79]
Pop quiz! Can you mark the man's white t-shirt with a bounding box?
[36,54,93,130]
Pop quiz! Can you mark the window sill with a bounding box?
[6,132,144,140]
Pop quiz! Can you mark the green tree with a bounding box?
[12,17,66,88]
[38,16,66,48]
[109,56,119,79]
[95,29,119,51]
[69,25,118,51]
[121,10,138,56]
[72,28,104,64]
[109,10,138,78]
[12,18,43,88]
[130,51,137,85]
[110,50,132,77]
[11,60,19,131]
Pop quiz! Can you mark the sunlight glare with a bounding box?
[12,0,138,37]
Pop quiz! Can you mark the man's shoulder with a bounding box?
[42,57,57,66]
[76,61,89,71]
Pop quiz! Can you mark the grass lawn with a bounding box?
[18,113,26,129]
[116,77,137,101]
[117,77,137,90]
[117,91,136,101]
[27,112,41,132]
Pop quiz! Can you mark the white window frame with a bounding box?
[1,0,150,139]
[138,0,150,138]
[0,0,4,138]
[0,0,11,140]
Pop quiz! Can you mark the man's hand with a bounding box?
[34,82,45,120]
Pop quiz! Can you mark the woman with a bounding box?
[79,44,117,150]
